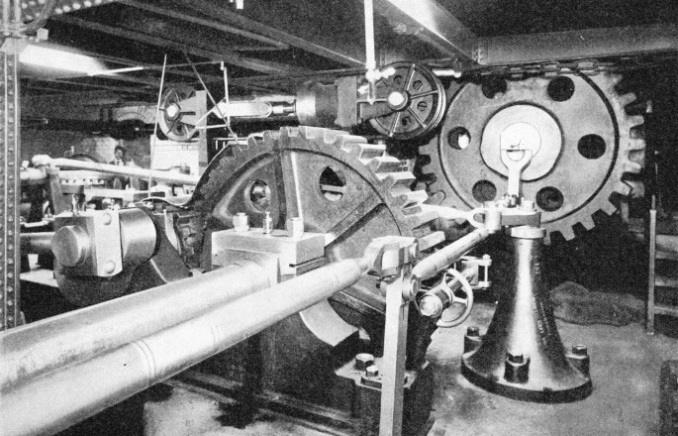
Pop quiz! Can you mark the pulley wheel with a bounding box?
[368,62,446,140]
[158,85,198,141]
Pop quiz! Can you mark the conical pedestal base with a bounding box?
[461,227,592,403]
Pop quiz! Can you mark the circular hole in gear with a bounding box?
[249,180,271,211]
[536,187,564,211]
[578,134,606,159]
[319,167,346,201]
[547,76,575,102]
[447,127,471,150]
[481,76,507,99]
[417,101,428,111]
[413,80,423,90]
[472,180,497,202]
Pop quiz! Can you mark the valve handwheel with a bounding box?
[436,268,474,328]
[368,62,446,141]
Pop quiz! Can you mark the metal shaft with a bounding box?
[19,232,54,255]
[52,158,200,186]
[412,228,489,281]
[1,260,271,391]
[1,258,367,436]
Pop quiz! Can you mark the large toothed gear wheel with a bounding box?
[421,73,645,242]
[189,126,439,362]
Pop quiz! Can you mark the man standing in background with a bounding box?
[109,145,139,189]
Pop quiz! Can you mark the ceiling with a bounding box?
[10,0,678,127]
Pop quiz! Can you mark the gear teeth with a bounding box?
[341,142,385,163]
[605,74,623,88]
[404,210,439,228]
[368,156,408,174]
[617,93,637,107]
[391,189,429,208]
[622,161,643,173]
[614,181,631,196]
[627,138,646,151]
[601,201,617,215]
[378,171,416,190]
[626,115,645,129]
[625,180,645,198]
[580,216,595,231]
[294,126,437,236]
[559,226,576,241]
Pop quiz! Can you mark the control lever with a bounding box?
[501,145,533,202]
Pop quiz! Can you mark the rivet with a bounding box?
[104,260,116,274]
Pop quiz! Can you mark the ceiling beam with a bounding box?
[180,0,365,67]
[477,23,678,66]
[54,14,309,75]
[376,0,478,67]
[118,0,289,51]
[27,78,157,95]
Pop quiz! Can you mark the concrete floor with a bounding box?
[427,302,678,436]
[144,297,678,436]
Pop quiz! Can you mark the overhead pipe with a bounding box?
[477,23,678,66]
[52,158,200,186]
[1,259,272,391]
[0,257,368,436]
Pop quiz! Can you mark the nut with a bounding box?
[571,345,588,356]
[506,352,524,364]
[355,353,374,371]
[286,217,304,239]
[466,326,480,337]
[233,212,249,232]
[365,365,379,378]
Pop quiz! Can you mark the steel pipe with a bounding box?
[477,23,678,66]
[412,228,489,281]
[0,257,368,436]
[20,232,54,255]
[0,259,272,391]
[52,158,200,186]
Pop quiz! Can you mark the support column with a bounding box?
[0,38,21,330]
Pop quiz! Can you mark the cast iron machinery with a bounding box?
[5,122,599,435]
[420,72,646,242]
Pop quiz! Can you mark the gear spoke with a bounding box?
[388,111,403,136]
[404,64,416,90]
[410,90,437,100]
[407,107,425,127]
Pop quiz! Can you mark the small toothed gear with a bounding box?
[420,73,646,242]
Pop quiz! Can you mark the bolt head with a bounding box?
[572,345,588,356]
[355,353,374,371]
[233,212,249,232]
[506,352,524,364]
[104,260,116,274]
[365,365,379,378]
[466,326,480,337]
